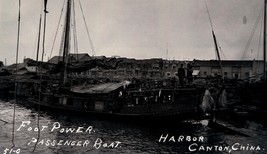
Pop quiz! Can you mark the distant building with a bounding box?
[192,59,266,80]
[136,58,163,78]
[80,58,164,79]
[45,55,267,80]
[71,58,267,80]
[162,60,188,78]
[5,58,51,74]
[5,62,27,74]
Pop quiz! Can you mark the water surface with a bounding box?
[0,100,266,154]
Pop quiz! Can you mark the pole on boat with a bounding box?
[33,1,49,152]
[61,0,72,85]
[35,13,42,73]
[204,0,226,124]
[11,0,21,148]
[264,0,266,85]
[204,0,223,79]
[41,1,48,63]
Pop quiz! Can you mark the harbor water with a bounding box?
[0,100,267,154]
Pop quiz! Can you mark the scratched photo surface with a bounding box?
[1,0,267,153]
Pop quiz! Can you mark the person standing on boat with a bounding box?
[186,63,193,84]
[178,64,185,86]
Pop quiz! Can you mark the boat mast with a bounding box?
[35,13,42,73]
[11,0,21,148]
[204,1,223,78]
[264,0,266,84]
[41,1,48,64]
[60,0,72,85]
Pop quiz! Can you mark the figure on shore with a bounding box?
[186,63,193,84]
[178,64,185,86]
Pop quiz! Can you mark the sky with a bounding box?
[0,0,265,65]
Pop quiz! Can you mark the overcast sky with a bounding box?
[0,0,265,65]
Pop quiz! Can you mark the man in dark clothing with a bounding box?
[178,64,185,86]
[0,61,3,67]
[186,63,193,84]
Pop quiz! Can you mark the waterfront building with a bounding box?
[3,56,266,81]
[191,59,266,80]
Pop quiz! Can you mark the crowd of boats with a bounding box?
[0,72,213,116]
[0,63,255,122]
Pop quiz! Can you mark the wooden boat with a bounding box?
[28,78,222,120]
[26,0,226,122]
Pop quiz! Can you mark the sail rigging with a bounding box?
[78,0,95,57]
[240,0,266,82]
[49,0,66,60]
[48,0,95,65]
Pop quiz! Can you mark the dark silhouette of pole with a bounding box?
[264,0,266,85]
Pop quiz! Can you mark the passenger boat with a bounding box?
[26,0,226,121]
[28,78,226,121]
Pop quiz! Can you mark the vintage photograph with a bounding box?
[0,0,267,153]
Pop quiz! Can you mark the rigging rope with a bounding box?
[72,0,79,59]
[32,22,40,60]
[214,35,227,60]
[12,0,21,148]
[255,15,264,75]
[78,0,95,56]
[204,0,214,32]
[241,6,264,60]
[219,46,227,60]
[33,1,48,151]
[257,18,263,60]
[49,0,66,59]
